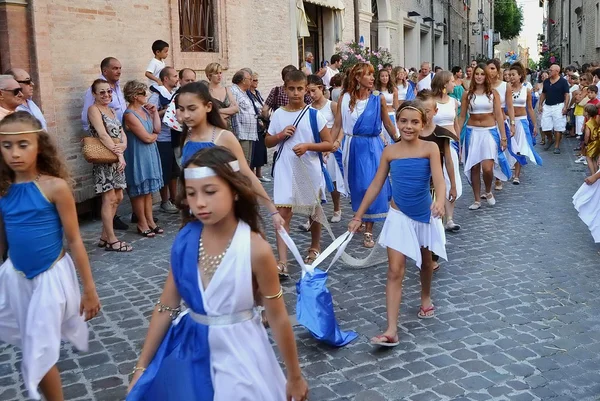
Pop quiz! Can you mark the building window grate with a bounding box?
[179,0,217,52]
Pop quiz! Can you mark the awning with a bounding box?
[296,0,310,38]
[304,0,345,9]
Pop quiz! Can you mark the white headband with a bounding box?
[184,160,240,179]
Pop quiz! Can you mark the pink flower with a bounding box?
[378,64,383,70]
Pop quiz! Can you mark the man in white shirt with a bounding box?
[416,62,434,91]
[322,55,342,87]
[5,68,47,130]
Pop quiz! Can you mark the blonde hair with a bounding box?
[205,63,222,80]
[123,80,148,104]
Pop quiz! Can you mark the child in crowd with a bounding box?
[584,104,600,175]
[265,70,333,276]
[0,112,100,400]
[348,101,446,347]
[127,147,308,401]
[307,74,344,223]
[573,89,585,138]
[145,40,169,87]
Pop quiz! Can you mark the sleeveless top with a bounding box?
[494,81,508,108]
[390,158,432,223]
[381,89,394,106]
[469,93,494,114]
[0,182,63,278]
[182,129,226,164]
[513,85,528,108]
[341,92,369,135]
[89,106,122,140]
[433,98,456,127]
[313,100,334,129]
[397,84,408,101]
[212,89,231,109]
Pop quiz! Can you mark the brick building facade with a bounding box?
[0,0,469,203]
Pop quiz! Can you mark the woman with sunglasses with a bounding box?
[0,75,24,120]
[88,79,131,252]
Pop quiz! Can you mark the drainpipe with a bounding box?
[448,0,452,67]
[354,0,360,42]
[431,0,435,65]
[559,0,563,63]
[567,0,571,63]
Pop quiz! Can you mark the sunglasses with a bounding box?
[136,92,147,97]
[98,89,113,96]
[17,79,33,86]
[1,88,23,96]
[252,79,259,82]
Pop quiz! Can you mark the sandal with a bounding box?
[358,223,366,233]
[151,226,165,234]
[468,201,481,210]
[370,334,399,347]
[363,232,375,248]
[277,261,290,280]
[432,262,440,272]
[105,240,133,252]
[97,238,108,248]
[418,305,435,319]
[304,248,320,265]
[137,227,156,238]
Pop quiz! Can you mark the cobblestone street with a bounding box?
[1,137,600,401]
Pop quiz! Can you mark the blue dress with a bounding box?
[182,141,215,165]
[123,109,163,197]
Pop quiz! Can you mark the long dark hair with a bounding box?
[176,146,262,234]
[176,82,227,148]
[467,63,493,105]
[375,69,395,93]
[0,112,71,195]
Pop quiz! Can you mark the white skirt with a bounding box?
[0,254,89,400]
[462,126,509,182]
[444,142,463,200]
[378,207,447,268]
[325,151,347,196]
[383,112,399,144]
[508,116,540,166]
[573,180,600,243]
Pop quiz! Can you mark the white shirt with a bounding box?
[569,84,580,108]
[146,58,166,86]
[417,73,433,91]
[322,66,339,87]
[17,99,47,130]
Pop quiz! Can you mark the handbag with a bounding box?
[82,137,120,164]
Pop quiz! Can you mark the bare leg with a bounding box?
[39,365,64,401]
[131,195,149,232]
[309,219,321,251]
[365,222,374,234]
[275,207,292,264]
[255,166,262,178]
[514,162,522,180]
[555,131,562,150]
[101,190,118,242]
[331,189,341,213]
[419,248,434,310]
[159,186,169,203]
[380,247,406,339]
[445,198,456,222]
[169,179,178,201]
[481,160,494,194]
[144,194,155,226]
[470,163,481,202]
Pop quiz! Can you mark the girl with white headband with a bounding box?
[128,146,308,401]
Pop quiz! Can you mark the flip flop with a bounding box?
[418,305,435,319]
[370,334,399,347]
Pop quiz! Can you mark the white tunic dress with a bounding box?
[200,222,287,400]
[268,107,327,207]
[315,100,347,196]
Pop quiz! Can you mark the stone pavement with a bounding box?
[1,137,600,401]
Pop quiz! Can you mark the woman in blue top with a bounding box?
[177,82,285,232]
[0,112,100,400]
[330,63,397,248]
[348,101,447,347]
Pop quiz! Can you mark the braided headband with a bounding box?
[184,160,240,179]
[0,129,44,135]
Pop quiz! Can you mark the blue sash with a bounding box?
[309,108,335,192]
[519,118,543,166]
[505,120,528,166]
[463,126,512,182]
[127,221,214,401]
[353,94,382,137]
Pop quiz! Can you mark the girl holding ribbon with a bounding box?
[348,101,447,346]
[330,63,397,248]
[457,63,511,210]
[127,146,308,401]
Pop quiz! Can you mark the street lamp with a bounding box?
[408,11,421,17]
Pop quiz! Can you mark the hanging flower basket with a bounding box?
[335,41,394,73]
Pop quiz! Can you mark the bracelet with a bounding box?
[270,211,280,217]
[510,121,515,125]
[156,300,181,319]
[131,367,146,376]
[264,286,283,299]
[351,217,362,222]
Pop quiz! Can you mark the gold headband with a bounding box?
[0,129,44,135]
[400,106,424,116]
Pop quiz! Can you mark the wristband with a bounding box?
[351,217,362,222]
[131,367,146,376]
[270,211,280,217]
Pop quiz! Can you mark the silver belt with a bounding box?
[188,308,255,326]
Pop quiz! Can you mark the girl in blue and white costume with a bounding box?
[573,169,600,245]
[507,62,542,185]
[127,147,308,401]
[176,82,284,232]
[0,112,101,400]
[349,101,447,347]
[458,63,511,210]
[330,63,397,248]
